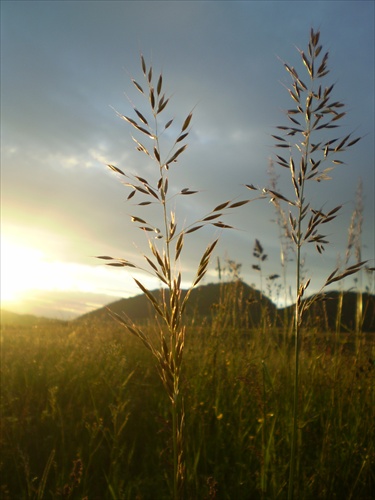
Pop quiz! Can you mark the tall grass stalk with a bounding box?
[97,56,252,499]
[349,178,365,350]
[267,160,295,310]
[248,28,366,499]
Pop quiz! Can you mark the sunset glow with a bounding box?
[0,238,72,304]
[0,235,158,318]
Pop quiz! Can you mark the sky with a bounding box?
[1,0,374,319]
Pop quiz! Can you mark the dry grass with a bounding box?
[246,28,368,499]
[96,55,254,499]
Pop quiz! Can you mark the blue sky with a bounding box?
[1,1,374,318]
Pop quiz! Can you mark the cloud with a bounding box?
[1,1,373,317]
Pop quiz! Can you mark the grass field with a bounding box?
[1,304,374,499]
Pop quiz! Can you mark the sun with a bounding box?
[0,237,79,306]
[0,237,48,304]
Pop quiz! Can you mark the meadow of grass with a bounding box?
[1,306,374,499]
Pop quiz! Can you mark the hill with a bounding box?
[75,281,278,328]
[295,291,375,332]
[0,309,67,327]
[3,284,373,332]
[76,283,375,332]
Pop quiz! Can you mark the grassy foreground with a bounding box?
[1,310,374,499]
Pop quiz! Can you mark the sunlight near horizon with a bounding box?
[0,237,79,305]
[0,236,152,314]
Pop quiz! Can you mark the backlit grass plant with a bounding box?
[247,28,368,499]
[97,56,252,499]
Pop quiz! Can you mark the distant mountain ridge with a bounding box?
[76,282,375,332]
[294,290,375,332]
[75,281,276,328]
[0,309,67,326]
[2,283,374,332]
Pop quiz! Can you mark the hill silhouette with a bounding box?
[2,284,373,332]
[76,283,375,332]
[75,281,277,328]
[0,309,67,327]
[294,291,375,332]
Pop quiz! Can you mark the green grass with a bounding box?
[1,316,374,499]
